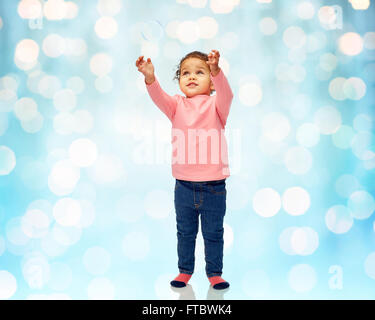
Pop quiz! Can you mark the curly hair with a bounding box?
[173,51,215,94]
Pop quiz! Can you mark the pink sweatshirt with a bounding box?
[145,68,234,182]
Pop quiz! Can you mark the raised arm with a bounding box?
[136,55,177,122]
[207,50,234,127]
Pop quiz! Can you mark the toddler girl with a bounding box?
[135,50,233,290]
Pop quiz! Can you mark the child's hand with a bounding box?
[207,49,220,76]
[136,55,155,84]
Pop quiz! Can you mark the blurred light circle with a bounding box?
[350,131,374,160]
[64,1,78,19]
[282,187,310,216]
[339,32,363,56]
[252,188,281,218]
[0,146,16,175]
[144,189,173,219]
[176,20,200,44]
[48,159,80,195]
[52,224,82,246]
[6,217,29,246]
[332,125,354,149]
[90,53,113,77]
[284,146,312,175]
[115,193,144,223]
[14,97,38,122]
[335,174,361,198]
[343,77,366,100]
[40,231,68,257]
[95,16,118,39]
[53,111,76,135]
[44,0,66,20]
[165,20,180,39]
[69,138,98,167]
[21,209,50,239]
[95,75,113,93]
[53,198,82,227]
[353,113,372,132]
[223,222,233,251]
[86,154,125,185]
[47,262,72,291]
[328,77,346,101]
[319,52,337,71]
[289,64,306,83]
[350,0,370,9]
[261,112,290,142]
[314,105,341,134]
[306,31,327,52]
[64,38,87,56]
[283,26,306,49]
[364,252,375,280]
[73,110,94,134]
[0,17,2,29]
[15,39,39,63]
[87,277,115,300]
[210,0,238,14]
[21,112,44,134]
[279,226,298,255]
[296,123,320,147]
[75,199,95,228]
[242,269,270,298]
[42,34,65,58]
[38,74,62,98]
[66,76,85,94]
[239,82,262,106]
[122,231,150,261]
[18,0,42,19]
[97,0,122,16]
[259,17,277,35]
[197,16,218,39]
[364,32,375,50]
[315,65,331,81]
[21,253,50,289]
[187,0,208,8]
[0,88,17,112]
[83,246,111,275]
[291,227,319,255]
[325,205,353,234]
[288,264,317,293]
[0,271,17,299]
[347,190,375,220]
[297,1,315,20]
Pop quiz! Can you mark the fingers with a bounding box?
[136,55,146,67]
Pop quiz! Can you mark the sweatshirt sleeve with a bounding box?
[210,68,234,127]
[145,77,178,122]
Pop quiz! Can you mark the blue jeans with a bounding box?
[174,178,227,278]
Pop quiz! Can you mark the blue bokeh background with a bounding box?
[0,0,375,299]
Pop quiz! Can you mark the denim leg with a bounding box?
[200,181,226,277]
[175,181,199,275]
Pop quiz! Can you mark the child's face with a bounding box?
[179,57,214,98]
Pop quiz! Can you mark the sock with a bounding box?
[170,273,192,288]
[208,276,230,290]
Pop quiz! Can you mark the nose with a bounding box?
[188,73,197,80]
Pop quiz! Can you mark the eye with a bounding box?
[198,71,203,74]
[182,71,189,75]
